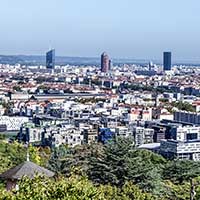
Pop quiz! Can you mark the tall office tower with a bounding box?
[163,52,172,71]
[46,49,55,69]
[148,61,153,70]
[101,52,110,73]
[109,59,113,71]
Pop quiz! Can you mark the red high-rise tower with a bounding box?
[101,52,110,73]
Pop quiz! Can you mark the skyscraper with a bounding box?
[46,49,55,69]
[163,52,172,71]
[101,52,110,73]
[109,59,113,71]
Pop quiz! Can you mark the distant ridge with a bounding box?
[0,55,199,66]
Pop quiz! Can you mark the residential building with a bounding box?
[133,127,154,146]
[0,116,29,131]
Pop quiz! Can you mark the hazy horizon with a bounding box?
[0,0,200,60]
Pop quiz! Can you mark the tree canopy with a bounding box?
[1,139,200,199]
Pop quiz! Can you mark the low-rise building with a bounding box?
[43,126,84,148]
[0,116,29,131]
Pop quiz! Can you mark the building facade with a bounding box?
[174,111,200,125]
[133,127,154,146]
[160,140,200,160]
[46,49,55,69]
[101,52,110,73]
[163,52,172,71]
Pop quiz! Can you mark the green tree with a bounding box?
[163,160,200,184]
[13,85,22,92]
[163,180,190,200]
[172,101,195,112]
[0,175,155,200]
[0,141,48,173]
[88,138,166,195]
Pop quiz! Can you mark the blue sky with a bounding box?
[0,0,200,60]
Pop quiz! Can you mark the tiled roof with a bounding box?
[0,161,54,180]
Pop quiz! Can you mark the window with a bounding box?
[187,133,197,140]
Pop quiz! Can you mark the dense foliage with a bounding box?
[0,141,50,174]
[47,138,200,199]
[1,138,200,199]
[0,175,154,200]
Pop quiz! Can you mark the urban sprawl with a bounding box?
[0,50,199,161]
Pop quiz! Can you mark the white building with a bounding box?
[44,127,84,148]
[133,127,154,146]
[115,126,132,138]
[160,125,200,160]
[0,116,29,131]
[160,140,200,161]
[171,126,200,141]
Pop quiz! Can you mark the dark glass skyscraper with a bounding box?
[163,52,172,71]
[101,52,110,73]
[46,49,55,69]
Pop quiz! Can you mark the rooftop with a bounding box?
[0,161,54,180]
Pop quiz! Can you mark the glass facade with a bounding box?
[46,49,55,69]
[163,52,171,71]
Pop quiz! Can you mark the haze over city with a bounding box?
[0,0,200,61]
[1,0,200,199]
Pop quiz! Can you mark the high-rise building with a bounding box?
[109,59,113,71]
[46,49,55,69]
[101,52,110,73]
[148,61,153,70]
[163,52,172,71]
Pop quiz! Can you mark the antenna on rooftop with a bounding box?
[49,41,52,51]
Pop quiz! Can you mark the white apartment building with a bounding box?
[0,116,29,131]
[115,126,132,138]
[44,127,84,148]
[133,127,154,146]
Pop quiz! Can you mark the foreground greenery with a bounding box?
[1,138,200,199]
[0,175,155,200]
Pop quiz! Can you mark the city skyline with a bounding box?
[1,1,200,199]
[0,0,200,60]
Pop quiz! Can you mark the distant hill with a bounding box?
[0,55,151,66]
[0,55,199,66]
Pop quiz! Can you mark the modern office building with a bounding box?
[174,111,200,125]
[46,49,55,69]
[109,59,113,71]
[163,52,172,71]
[160,125,200,160]
[101,52,110,73]
[160,139,200,161]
